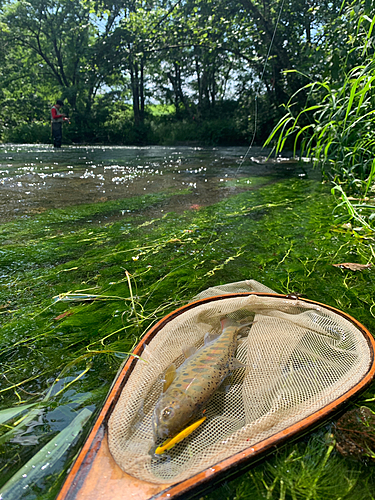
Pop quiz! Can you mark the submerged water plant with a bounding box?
[0,170,375,499]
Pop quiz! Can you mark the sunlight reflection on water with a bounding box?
[0,144,307,222]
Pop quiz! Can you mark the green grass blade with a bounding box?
[364,158,375,198]
[0,408,93,499]
[0,404,37,426]
[344,78,359,125]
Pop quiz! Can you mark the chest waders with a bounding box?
[51,106,63,148]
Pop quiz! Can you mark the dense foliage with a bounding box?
[0,0,342,145]
[265,0,375,228]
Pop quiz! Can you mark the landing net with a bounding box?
[108,280,372,484]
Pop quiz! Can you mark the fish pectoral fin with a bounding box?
[182,345,197,359]
[230,358,247,370]
[217,381,232,393]
[162,363,177,392]
[204,330,221,344]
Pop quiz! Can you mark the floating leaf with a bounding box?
[332,262,372,271]
[53,311,74,321]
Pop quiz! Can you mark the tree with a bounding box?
[1,0,122,139]
[265,0,375,194]
[0,0,358,144]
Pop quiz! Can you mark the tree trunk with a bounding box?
[140,59,145,121]
[130,58,141,126]
[195,57,203,115]
[167,62,192,117]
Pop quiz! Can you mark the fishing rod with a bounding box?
[237,0,286,172]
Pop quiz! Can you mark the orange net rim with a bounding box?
[57,293,375,500]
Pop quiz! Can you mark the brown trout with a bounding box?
[152,317,250,442]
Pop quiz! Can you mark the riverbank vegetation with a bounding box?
[265,0,375,230]
[0,0,355,148]
[1,0,375,218]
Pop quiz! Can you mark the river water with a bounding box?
[0,144,308,222]
[1,145,374,500]
[0,144,324,500]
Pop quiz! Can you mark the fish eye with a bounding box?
[162,407,174,419]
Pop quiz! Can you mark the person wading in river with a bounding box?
[51,100,70,148]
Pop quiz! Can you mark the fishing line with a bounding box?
[236,0,286,172]
[142,0,286,311]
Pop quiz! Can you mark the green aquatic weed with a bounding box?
[1,178,375,499]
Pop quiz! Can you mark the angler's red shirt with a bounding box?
[51,106,66,123]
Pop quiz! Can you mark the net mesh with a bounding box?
[108,281,372,484]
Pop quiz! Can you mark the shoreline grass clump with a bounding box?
[264,3,375,238]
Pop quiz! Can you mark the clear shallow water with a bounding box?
[0,144,309,222]
[0,144,323,500]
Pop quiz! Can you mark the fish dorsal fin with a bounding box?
[182,345,197,359]
[163,363,176,392]
[230,358,247,370]
[204,330,221,345]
